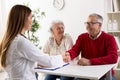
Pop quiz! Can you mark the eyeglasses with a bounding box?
[84,22,100,26]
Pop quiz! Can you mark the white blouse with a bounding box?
[43,34,73,55]
[5,34,53,80]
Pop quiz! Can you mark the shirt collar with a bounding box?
[89,31,102,40]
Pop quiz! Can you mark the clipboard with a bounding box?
[35,63,69,71]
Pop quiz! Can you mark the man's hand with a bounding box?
[77,57,91,66]
[62,52,71,62]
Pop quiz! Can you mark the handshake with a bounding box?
[62,52,91,66]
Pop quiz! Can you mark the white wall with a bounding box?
[0,0,6,41]
[1,0,105,46]
[33,0,105,45]
[0,1,2,40]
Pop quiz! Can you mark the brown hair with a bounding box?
[0,4,31,68]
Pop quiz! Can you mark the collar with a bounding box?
[89,31,102,40]
[20,34,27,38]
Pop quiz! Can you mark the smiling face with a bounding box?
[85,16,101,38]
[51,23,64,40]
[24,13,33,31]
[21,12,33,33]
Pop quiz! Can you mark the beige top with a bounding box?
[43,34,73,55]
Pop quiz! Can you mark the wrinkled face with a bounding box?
[24,13,33,31]
[85,16,101,37]
[51,23,64,38]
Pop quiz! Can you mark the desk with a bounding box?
[35,64,115,80]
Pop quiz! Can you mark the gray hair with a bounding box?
[50,20,64,31]
[89,13,103,24]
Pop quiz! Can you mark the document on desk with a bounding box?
[35,55,69,70]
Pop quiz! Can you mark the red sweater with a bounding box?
[68,31,118,75]
[68,31,118,64]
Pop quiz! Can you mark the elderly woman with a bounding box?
[43,20,74,80]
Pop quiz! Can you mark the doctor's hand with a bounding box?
[62,52,71,62]
[77,57,91,66]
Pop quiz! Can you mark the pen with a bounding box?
[62,63,69,67]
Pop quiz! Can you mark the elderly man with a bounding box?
[62,13,118,80]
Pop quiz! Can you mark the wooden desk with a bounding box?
[35,64,116,80]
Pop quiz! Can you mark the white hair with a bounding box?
[50,20,64,31]
[89,13,103,24]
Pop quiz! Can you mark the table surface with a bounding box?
[35,63,116,80]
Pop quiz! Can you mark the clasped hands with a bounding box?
[62,52,91,66]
